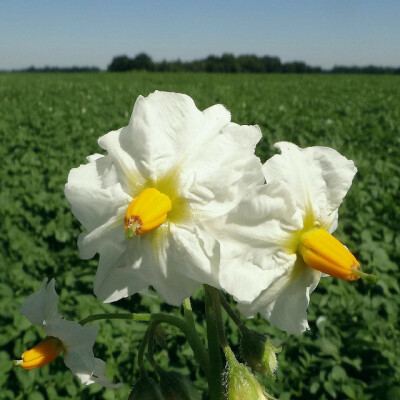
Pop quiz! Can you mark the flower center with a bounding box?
[298,228,360,281]
[13,337,63,370]
[125,187,172,238]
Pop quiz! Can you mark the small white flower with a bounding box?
[215,142,359,334]
[65,91,263,305]
[14,279,120,387]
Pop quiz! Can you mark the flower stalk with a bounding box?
[205,286,224,400]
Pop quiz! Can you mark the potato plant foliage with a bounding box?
[0,72,399,400]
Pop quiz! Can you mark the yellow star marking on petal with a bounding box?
[125,188,172,238]
[298,228,360,281]
[13,337,63,370]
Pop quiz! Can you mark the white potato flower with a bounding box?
[215,142,360,334]
[65,91,263,305]
[14,279,120,387]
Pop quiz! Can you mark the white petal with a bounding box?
[116,91,231,182]
[64,348,95,385]
[323,209,339,234]
[263,142,356,223]
[219,240,296,304]
[94,241,149,303]
[182,123,264,217]
[67,153,113,190]
[45,319,98,384]
[169,223,221,285]
[98,128,145,194]
[65,155,131,232]
[149,270,200,306]
[84,358,122,388]
[96,221,221,305]
[211,182,302,303]
[223,122,262,149]
[77,207,126,260]
[20,278,61,327]
[137,228,205,306]
[86,153,103,163]
[66,185,131,233]
[238,262,321,335]
[45,318,98,349]
[45,319,118,387]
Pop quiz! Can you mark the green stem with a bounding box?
[182,298,210,376]
[138,326,151,377]
[352,267,378,283]
[219,292,245,333]
[79,312,151,325]
[80,311,210,377]
[147,321,162,374]
[208,288,229,348]
[204,286,224,400]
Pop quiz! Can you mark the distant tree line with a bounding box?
[5,55,399,74]
[107,53,323,73]
[108,53,400,74]
[331,65,400,74]
[13,66,100,73]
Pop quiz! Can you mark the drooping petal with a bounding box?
[45,318,98,384]
[238,261,321,335]
[20,279,61,327]
[45,318,98,349]
[263,142,357,223]
[84,358,122,388]
[212,182,302,303]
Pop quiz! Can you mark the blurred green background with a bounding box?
[0,72,399,399]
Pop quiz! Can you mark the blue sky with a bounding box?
[1,0,399,70]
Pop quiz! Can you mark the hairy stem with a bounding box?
[219,291,245,333]
[204,286,224,400]
[208,287,229,348]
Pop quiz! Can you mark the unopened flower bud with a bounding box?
[240,328,281,378]
[224,347,275,400]
[128,376,163,400]
[159,370,201,400]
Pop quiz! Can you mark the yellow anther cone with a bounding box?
[298,228,360,281]
[14,337,63,370]
[125,188,172,237]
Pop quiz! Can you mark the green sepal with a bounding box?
[240,328,281,378]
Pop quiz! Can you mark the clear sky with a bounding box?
[1,0,399,70]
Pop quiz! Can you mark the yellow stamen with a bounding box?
[125,188,172,237]
[13,337,63,370]
[298,228,360,281]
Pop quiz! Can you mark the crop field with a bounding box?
[0,72,399,400]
